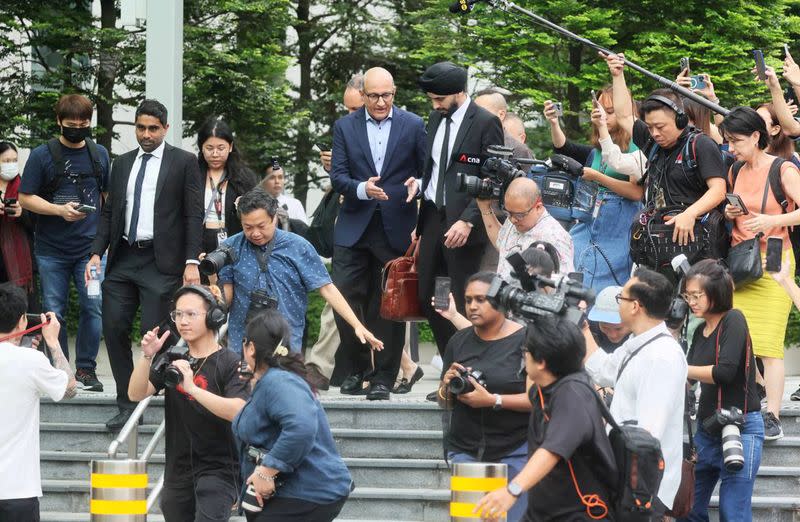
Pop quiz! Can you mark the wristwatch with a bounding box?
[493,394,503,411]
[507,481,523,498]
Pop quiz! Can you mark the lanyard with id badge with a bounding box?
[205,174,228,244]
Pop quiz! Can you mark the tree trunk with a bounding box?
[293,0,312,206]
[96,0,116,153]
[566,43,583,137]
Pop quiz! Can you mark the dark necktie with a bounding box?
[435,116,452,209]
[128,153,153,244]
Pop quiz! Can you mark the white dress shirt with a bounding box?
[357,108,394,200]
[584,322,687,510]
[124,141,165,241]
[424,97,472,205]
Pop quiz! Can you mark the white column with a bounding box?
[145,0,183,146]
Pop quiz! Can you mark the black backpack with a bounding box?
[39,137,104,202]
[305,189,341,258]
[730,158,800,276]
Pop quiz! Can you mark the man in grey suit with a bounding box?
[86,99,204,430]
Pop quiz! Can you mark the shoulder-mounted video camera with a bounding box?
[455,145,528,202]
[528,154,599,225]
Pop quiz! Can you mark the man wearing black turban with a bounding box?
[405,61,503,357]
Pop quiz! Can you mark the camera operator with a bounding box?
[128,284,249,522]
[437,271,532,522]
[583,268,687,515]
[214,187,382,354]
[605,53,726,249]
[474,317,616,522]
[477,177,574,281]
[233,310,352,521]
[680,260,763,520]
[0,284,77,521]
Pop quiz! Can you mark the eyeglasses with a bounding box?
[503,205,535,221]
[203,145,230,155]
[615,293,637,304]
[681,292,706,303]
[363,92,395,103]
[170,310,202,322]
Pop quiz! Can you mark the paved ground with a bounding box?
[68,337,800,403]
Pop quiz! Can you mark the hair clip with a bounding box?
[273,342,289,357]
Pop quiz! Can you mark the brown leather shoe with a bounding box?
[305,364,330,391]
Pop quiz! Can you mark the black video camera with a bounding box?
[151,344,199,389]
[200,244,235,276]
[246,289,279,324]
[448,368,487,395]
[529,154,598,226]
[455,145,527,201]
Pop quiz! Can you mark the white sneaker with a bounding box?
[431,354,443,371]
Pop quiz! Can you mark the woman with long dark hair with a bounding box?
[197,118,258,261]
[233,310,352,521]
[0,141,34,296]
[756,103,800,167]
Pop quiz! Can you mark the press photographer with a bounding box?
[682,260,763,519]
[128,285,249,521]
[437,272,531,522]
[207,187,382,354]
[0,284,77,520]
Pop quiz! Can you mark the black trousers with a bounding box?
[160,473,238,522]
[417,201,484,356]
[244,496,347,522]
[0,497,39,522]
[102,243,181,409]
[331,210,405,387]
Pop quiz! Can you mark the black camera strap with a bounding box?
[616,333,670,382]
[255,238,276,293]
[714,315,752,416]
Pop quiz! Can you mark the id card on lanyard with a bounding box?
[205,174,228,243]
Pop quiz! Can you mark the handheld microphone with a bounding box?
[671,253,691,278]
[448,0,482,14]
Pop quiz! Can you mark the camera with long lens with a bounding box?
[487,252,596,325]
[529,154,598,227]
[246,289,279,324]
[150,344,199,389]
[455,145,527,201]
[666,254,691,330]
[448,368,487,395]
[241,446,285,513]
[199,244,235,276]
[702,406,745,471]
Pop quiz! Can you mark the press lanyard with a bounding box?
[204,173,227,224]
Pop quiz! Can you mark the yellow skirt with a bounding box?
[733,255,794,359]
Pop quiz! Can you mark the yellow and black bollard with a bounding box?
[89,460,148,521]
[450,462,508,521]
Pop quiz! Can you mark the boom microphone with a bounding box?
[448,0,482,14]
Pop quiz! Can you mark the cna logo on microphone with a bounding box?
[455,153,483,165]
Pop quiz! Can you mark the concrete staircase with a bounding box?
[38,395,450,521]
[37,395,800,521]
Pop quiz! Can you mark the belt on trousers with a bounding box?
[125,239,154,249]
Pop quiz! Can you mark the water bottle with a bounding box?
[87,266,100,299]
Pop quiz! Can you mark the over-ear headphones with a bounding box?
[173,285,227,331]
[645,95,689,130]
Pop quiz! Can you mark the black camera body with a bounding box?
[455,146,528,202]
[529,154,598,225]
[246,289,279,324]
[200,244,235,276]
[702,406,745,436]
[151,344,200,389]
[448,368,487,395]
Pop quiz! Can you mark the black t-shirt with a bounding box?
[526,372,617,521]
[688,310,760,424]
[440,327,528,462]
[151,348,250,484]
[632,120,724,207]
[553,140,594,166]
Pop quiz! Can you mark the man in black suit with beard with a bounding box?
[86,99,204,430]
[406,62,503,357]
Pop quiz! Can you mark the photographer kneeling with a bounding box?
[438,271,532,522]
[128,285,250,522]
[233,310,352,521]
[682,260,763,520]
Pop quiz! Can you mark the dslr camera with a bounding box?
[150,344,199,389]
[455,145,527,201]
[486,253,595,326]
[702,406,745,472]
[448,368,487,395]
[246,289,279,324]
[241,446,285,513]
[200,244,235,276]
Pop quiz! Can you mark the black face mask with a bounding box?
[61,126,92,144]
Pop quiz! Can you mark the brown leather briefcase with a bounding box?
[380,239,425,321]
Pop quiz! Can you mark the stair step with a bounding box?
[759,437,800,467]
[708,496,800,522]
[332,428,443,459]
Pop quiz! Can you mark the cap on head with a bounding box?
[418,61,468,95]
[587,285,623,324]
